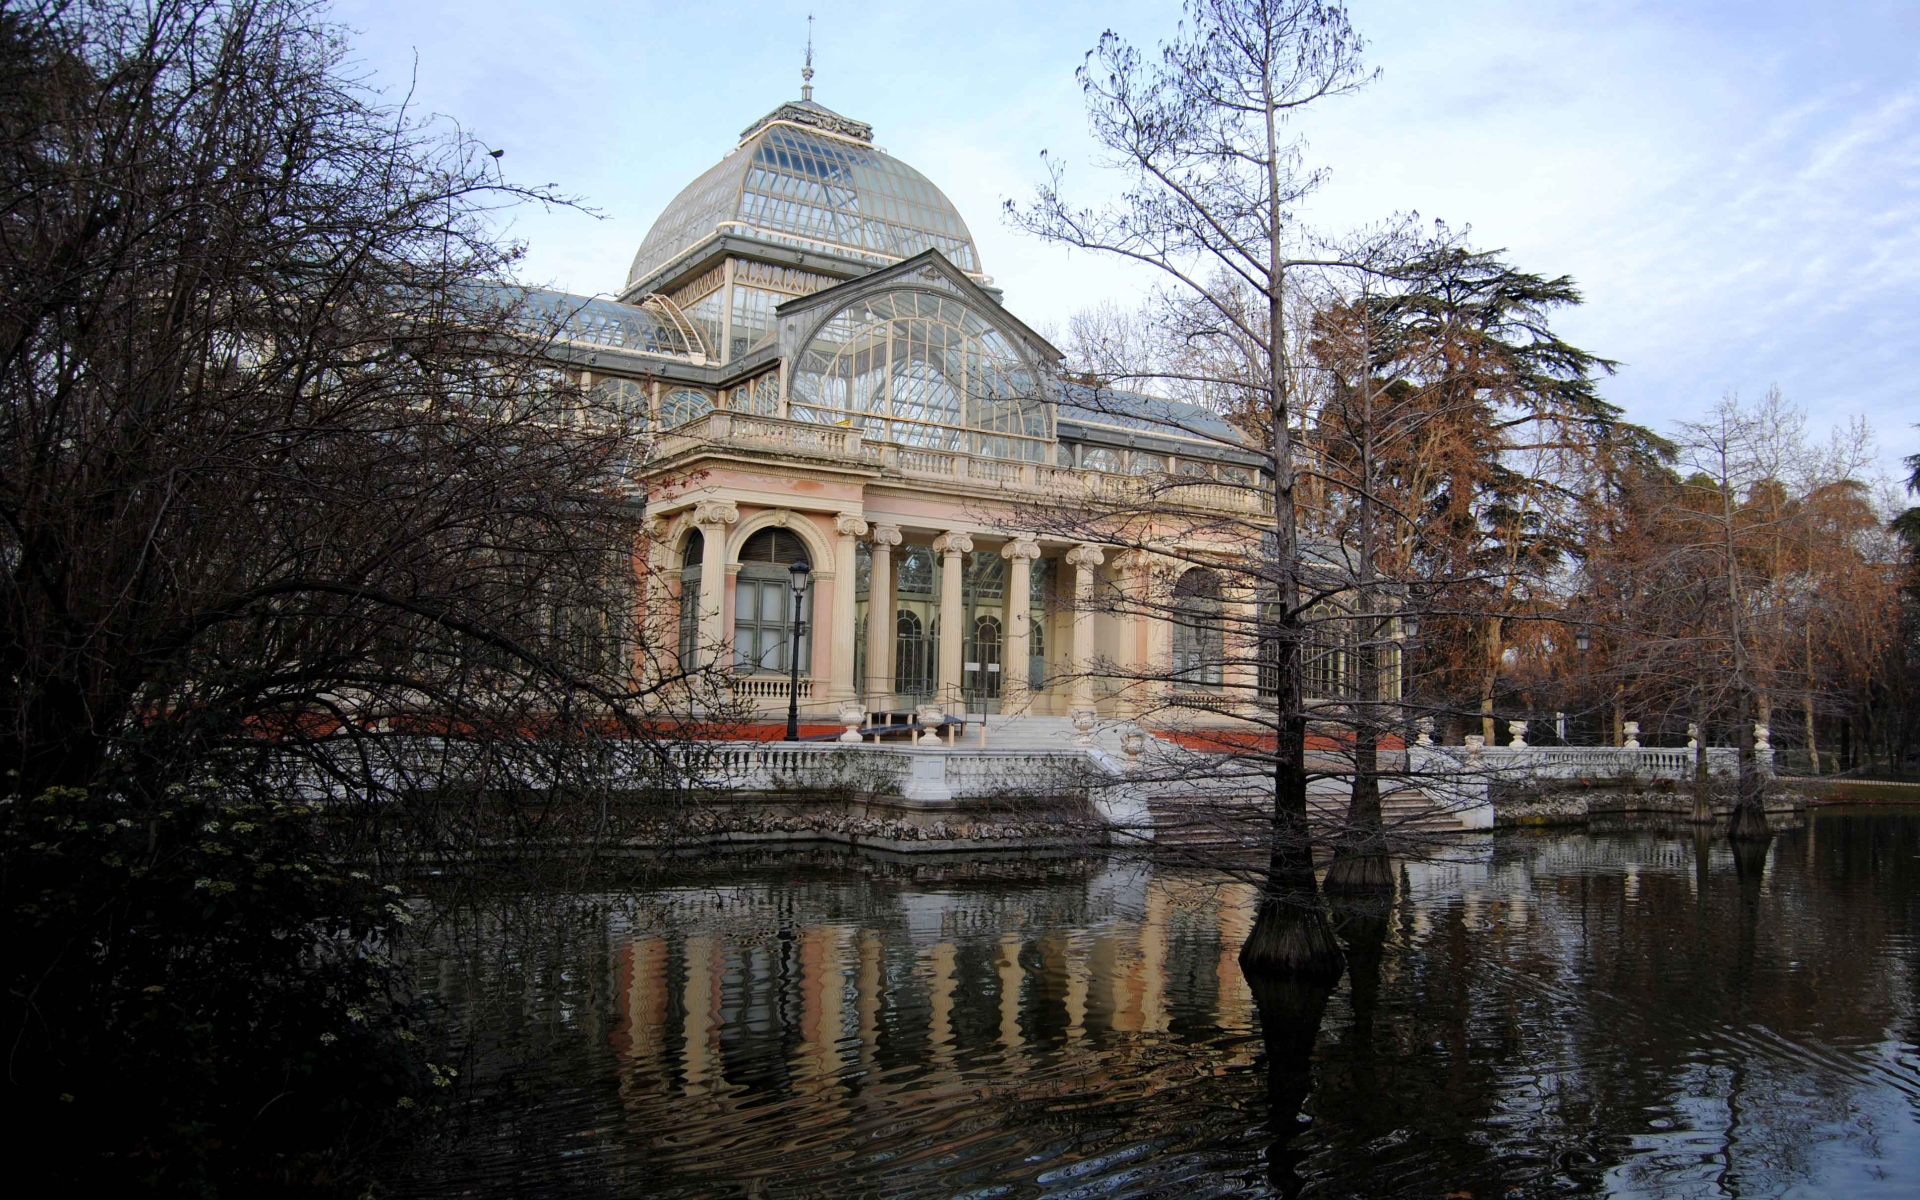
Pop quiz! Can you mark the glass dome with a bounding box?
[627,102,982,288]
[789,289,1051,460]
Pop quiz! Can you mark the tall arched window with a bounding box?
[1303,605,1347,700]
[1257,596,1284,701]
[734,528,810,674]
[678,529,704,665]
[1172,568,1224,690]
[896,610,933,700]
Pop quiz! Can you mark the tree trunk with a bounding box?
[1479,616,1501,744]
[1727,690,1771,841]
[1690,713,1713,824]
[1242,76,1339,982]
[1804,624,1820,775]
[1326,367,1391,896]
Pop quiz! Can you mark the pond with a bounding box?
[395,810,1920,1197]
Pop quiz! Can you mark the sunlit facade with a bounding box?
[529,91,1353,730]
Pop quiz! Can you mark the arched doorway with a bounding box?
[965,614,1003,707]
[895,610,933,702]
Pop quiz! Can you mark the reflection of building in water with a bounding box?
[609,864,1259,1176]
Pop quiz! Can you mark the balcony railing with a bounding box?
[650,411,1271,517]
[731,676,818,702]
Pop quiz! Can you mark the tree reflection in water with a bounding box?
[396,815,1920,1198]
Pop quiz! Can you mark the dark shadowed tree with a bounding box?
[0,0,708,1188]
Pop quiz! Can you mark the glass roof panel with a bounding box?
[627,117,982,287]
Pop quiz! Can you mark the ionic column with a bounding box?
[692,500,738,668]
[830,513,868,705]
[1001,535,1042,714]
[1065,544,1105,714]
[866,524,901,709]
[933,530,973,710]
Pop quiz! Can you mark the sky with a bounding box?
[331,0,1920,482]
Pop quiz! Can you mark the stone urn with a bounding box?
[837,701,866,744]
[1687,722,1700,750]
[1121,729,1147,760]
[1071,707,1097,747]
[1415,716,1434,747]
[1623,721,1641,750]
[1754,723,1771,752]
[1464,733,1485,761]
[916,704,945,746]
[1507,720,1528,749]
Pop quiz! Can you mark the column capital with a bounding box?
[834,512,870,538]
[870,522,903,548]
[1064,544,1106,570]
[933,530,974,556]
[1000,536,1043,562]
[692,500,739,528]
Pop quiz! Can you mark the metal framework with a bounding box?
[789,290,1051,459]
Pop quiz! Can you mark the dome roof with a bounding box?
[626,100,982,289]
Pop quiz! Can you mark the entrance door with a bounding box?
[964,614,1002,712]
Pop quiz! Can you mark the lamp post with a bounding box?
[785,560,812,741]
[1401,610,1419,743]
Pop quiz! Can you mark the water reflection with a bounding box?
[400,813,1920,1198]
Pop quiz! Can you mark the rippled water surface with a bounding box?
[396,810,1920,1197]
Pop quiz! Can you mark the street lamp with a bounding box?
[1401,611,1419,639]
[785,560,812,741]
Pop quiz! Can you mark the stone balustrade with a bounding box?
[677,742,1113,806]
[1440,744,1755,781]
[652,410,1270,517]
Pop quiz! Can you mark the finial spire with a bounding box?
[801,14,814,101]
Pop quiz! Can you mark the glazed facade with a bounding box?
[535,95,1363,724]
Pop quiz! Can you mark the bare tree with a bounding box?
[0,1,715,1185]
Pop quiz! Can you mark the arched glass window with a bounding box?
[1172,569,1224,690]
[733,528,810,674]
[729,372,780,417]
[590,377,648,423]
[659,387,713,429]
[1303,605,1347,700]
[789,289,1052,460]
[1257,597,1284,701]
[1082,447,1121,473]
[678,529,705,665]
